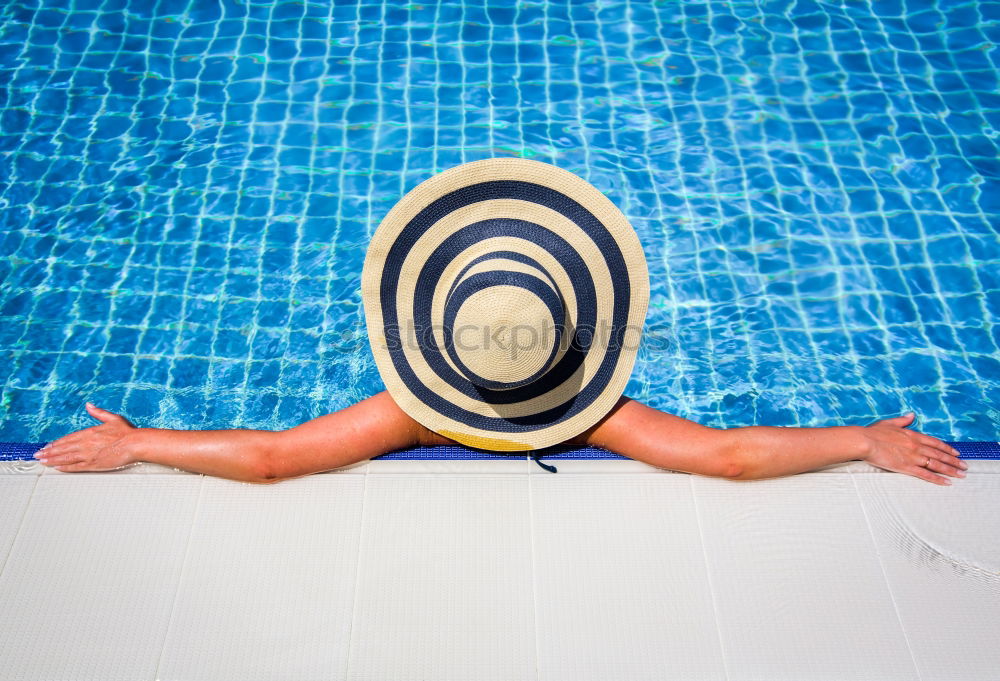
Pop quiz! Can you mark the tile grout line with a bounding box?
[525,461,541,681]
[688,475,731,681]
[0,472,42,582]
[152,474,206,681]
[342,460,370,680]
[849,474,923,681]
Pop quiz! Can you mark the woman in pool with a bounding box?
[34,160,967,486]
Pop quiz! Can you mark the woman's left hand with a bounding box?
[34,403,137,472]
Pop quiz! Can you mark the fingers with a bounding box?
[917,435,959,462]
[35,441,84,466]
[36,450,115,472]
[907,464,953,486]
[918,434,961,459]
[85,402,122,424]
[45,430,93,449]
[923,454,966,479]
[35,440,78,457]
[37,451,85,467]
[910,433,966,477]
[35,444,96,471]
[878,412,915,428]
[918,436,966,474]
[53,462,94,473]
[908,445,966,485]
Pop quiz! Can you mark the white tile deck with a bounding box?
[0,459,997,681]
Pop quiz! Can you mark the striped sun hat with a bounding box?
[361,158,649,451]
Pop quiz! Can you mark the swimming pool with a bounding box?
[0,0,998,445]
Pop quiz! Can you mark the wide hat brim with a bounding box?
[361,158,649,451]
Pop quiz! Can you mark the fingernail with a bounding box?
[38,458,47,464]
[944,480,952,485]
[960,461,968,469]
[958,470,966,477]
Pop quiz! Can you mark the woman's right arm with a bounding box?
[575,398,966,485]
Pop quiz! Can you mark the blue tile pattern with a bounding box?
[0,0,998,443]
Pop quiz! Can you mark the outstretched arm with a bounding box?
[36,393,967,486]
[35,392,453,483]
[574,398,967,485]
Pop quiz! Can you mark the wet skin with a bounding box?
[35,392,967,486]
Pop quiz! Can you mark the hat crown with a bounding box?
[442,253,565,391]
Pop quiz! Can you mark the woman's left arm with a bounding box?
[35,392,452,483]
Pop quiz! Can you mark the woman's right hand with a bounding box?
[34,403,137,472]
[859,413,967,486]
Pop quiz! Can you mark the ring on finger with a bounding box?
[924,456,931,468]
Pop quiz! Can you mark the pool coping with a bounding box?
[1,441,998,462]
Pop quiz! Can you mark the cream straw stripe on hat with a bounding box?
[361,158,649,451]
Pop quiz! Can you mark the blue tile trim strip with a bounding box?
[2,441,998,462]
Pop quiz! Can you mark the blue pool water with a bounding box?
[0,0,998,443]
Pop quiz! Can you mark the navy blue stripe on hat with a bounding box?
[445,250,561,304]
